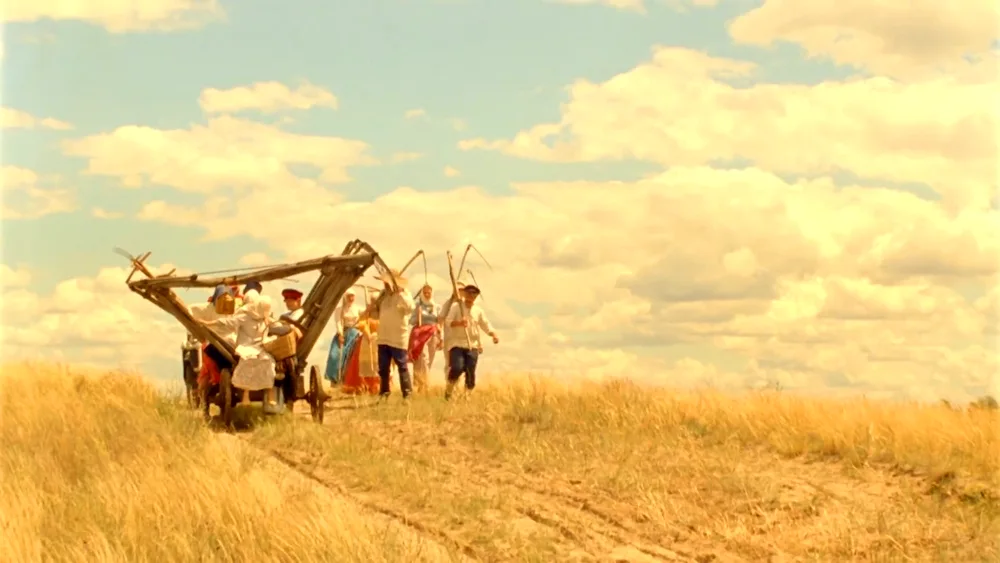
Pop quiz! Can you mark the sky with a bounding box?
[1,0,998,404]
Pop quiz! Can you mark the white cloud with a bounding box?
[443,166,461,177]
[61,115,376,194]
[123,166,998,402]
[548,0,718,12]
[449,118,467,132]
[238,252,270,267]
[1,265,32,289]
[15,11,999,403]
[0,263,190,369]
[391,152,424,164]
[550,0,646,11]
[199,81,339,114]
[91,207,123,219]
[2,107,73,130]
[404,108,428,120]
[458,46,999,211]
[1,166,75,220]
[728,0,1000,81]
[2,0,225,33]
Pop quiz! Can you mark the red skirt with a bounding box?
[198,343,223,387]
[341,341,379,395]
[408,325,439,362]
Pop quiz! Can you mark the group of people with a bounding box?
[187,281,307,413]
[183,267,500,414]
[324,269,500,401]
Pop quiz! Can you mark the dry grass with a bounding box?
[257,377,1000,562]
[0,362,461,563]
[2,364,998,562]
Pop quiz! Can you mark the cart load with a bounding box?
[117,239,396,426]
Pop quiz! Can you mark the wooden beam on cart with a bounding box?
[117,248,238,363]
[130,252,376,290]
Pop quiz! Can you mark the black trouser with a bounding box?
[378,344,412,398]
[447,347,480,390]
[203,343,235,373]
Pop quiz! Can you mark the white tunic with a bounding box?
[333,301,365,334]
[270,308,303,336]
[281,308,304,322]
[205,290,278,391]
[188,302,238,346]
[376,291,415,350]
[443,301,495,353]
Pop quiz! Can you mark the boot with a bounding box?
[444,380,457,400]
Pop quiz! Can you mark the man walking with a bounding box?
[372,269,416,400]
[443,284,498,400]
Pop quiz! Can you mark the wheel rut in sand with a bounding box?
[220,432,476,562]
[276,397,747,563]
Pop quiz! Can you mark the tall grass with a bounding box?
[0,362,460,563]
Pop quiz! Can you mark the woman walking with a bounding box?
[325,289,365,386]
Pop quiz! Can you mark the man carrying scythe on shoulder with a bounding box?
[367,268,416,401]
[443,283,499,400]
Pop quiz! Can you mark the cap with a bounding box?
[281,288,303,300]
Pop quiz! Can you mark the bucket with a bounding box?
[215,294,236,315]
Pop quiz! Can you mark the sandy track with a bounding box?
[220,432,472,562]
[269,397,750,563]
[225,392,991,562]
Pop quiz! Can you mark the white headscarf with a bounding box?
[241,289,272,321]
[415,284,435,307]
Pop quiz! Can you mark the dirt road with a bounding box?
[227,391,999,562]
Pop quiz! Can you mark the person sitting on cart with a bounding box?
[201,283,283,412]
[189,285,239,395]
[269,288,304,338]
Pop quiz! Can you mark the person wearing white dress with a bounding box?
[324,289,366,385]
[201,287,279,408]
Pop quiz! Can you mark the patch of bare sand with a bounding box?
[215,432,470,562]
[255,391,999,562]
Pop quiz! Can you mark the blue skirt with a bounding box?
[325,327,361,384]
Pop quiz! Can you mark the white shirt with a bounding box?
[189,302,238,346]
[443,301,494,352]
[206,290,274,358]
[334,301,365,334]
[270,308,303,336]
[439,296,461,328]
[281,308,304,322]
[376,290,416,349]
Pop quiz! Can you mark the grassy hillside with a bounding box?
[2,363,998,562]
[0,363,452,563]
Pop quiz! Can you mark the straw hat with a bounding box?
[378,268,408,287]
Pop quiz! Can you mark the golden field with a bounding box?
[1,363,997,562]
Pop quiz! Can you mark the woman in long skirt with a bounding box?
[324,290,366,385]
[326,324,363,385]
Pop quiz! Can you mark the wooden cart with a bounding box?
[119,239,396,426]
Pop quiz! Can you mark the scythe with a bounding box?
[456,244,492,279]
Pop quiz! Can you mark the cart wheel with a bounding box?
[220,368,234,427]
[309,365,325,424]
